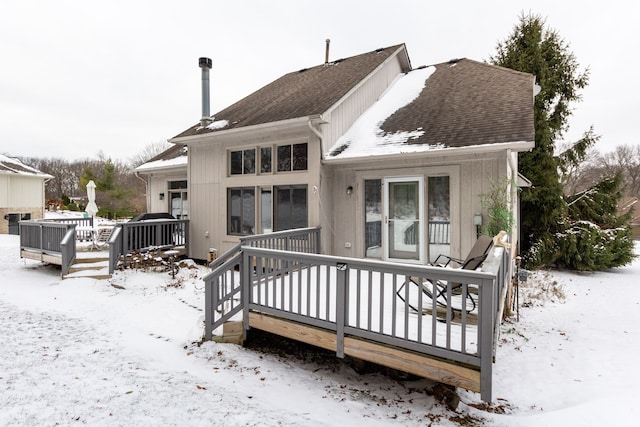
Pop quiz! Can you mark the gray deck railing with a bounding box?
[19,221,77,275]
[205,227,322,335]
[204,233,509,402]
[210,227,321,269]
[47,217,94,240]
[107,219,189,273]
[108,226,123,274]
[428,220,451,245]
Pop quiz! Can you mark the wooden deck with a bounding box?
[204,230,509,403]
[19,218,190,276]
[247,312,481,393]
[20,249,64,265]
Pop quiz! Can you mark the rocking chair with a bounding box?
[397,235,494,314]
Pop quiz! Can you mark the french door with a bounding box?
[383,177,424,263]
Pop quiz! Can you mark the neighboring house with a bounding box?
[1,154,53,234]
[139,43,535,264]
[135,144,189,219]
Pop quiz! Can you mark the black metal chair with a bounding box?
[397,235,494,314]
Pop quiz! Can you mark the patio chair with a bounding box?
[432,234,494,270]
[396,235,494,314]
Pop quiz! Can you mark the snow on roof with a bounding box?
[325,58,535,161]
[135,154,188,172]
[203,119,229,131]
[325,67,438,160]
[0,154,53,178]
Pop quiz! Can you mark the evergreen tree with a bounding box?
[553,174,636,270]
[99,158,116,191]
[489,13,592,267]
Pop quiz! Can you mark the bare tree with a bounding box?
[597,145,640,199]
[559,143,601,196]
[128,140,171,168]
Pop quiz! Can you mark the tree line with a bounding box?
[20,142,169,219]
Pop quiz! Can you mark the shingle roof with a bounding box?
[173,44,408,139]
[381,58,535,148]
[145,144,186,163]
[135,144,187,173]
[0,154,52,178]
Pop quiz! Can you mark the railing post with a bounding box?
[39,223,44,258]
[204,274,214,341]
[242,249,249,341]
[479,277,495,403]
[122,224,129,258]
[336,261,348,358]
[184,220,190,257]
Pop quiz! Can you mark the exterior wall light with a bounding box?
[473,213,483,237]
[159,192,165,200]
[346,186,353,196]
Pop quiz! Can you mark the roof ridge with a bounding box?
[293,43,407,74]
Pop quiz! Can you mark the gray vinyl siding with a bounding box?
[187,125,323,260]
[321,56,405,155]
[326,151,511,264]
[188,143,223,259]
[146,172,188,215]
[0,174,45,207]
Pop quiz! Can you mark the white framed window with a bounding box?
[227,185,308,235]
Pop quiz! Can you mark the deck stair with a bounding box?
[63,251,111,280]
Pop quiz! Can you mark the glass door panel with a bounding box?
[384,177,423,263]
[428,176,450,263]
[364,179,382,258]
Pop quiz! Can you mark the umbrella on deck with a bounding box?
[85,180,99,217]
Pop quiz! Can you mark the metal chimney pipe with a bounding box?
[199,57,212,127]
[325,39,330,64]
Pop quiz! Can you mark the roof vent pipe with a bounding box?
[325,39,330,64]
[199,57,212,127]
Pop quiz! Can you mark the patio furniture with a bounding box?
[397,235,494,314]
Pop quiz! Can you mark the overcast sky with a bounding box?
[1,0,636,161]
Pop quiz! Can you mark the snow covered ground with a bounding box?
[1,234,638,426]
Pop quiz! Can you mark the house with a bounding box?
[138,43,535,265]
[135,144,189,219]
[1,154,53,234]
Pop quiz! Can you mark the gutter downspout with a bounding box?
[308,120,323,145]
[308,117,326,160]
[135,171,150,213]
[43,176,52,217]
[507,149,517,260]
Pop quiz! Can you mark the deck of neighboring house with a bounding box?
[19,217,188,279]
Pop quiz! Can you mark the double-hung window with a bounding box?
[230,149,256,175]
[277,143,307,172]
